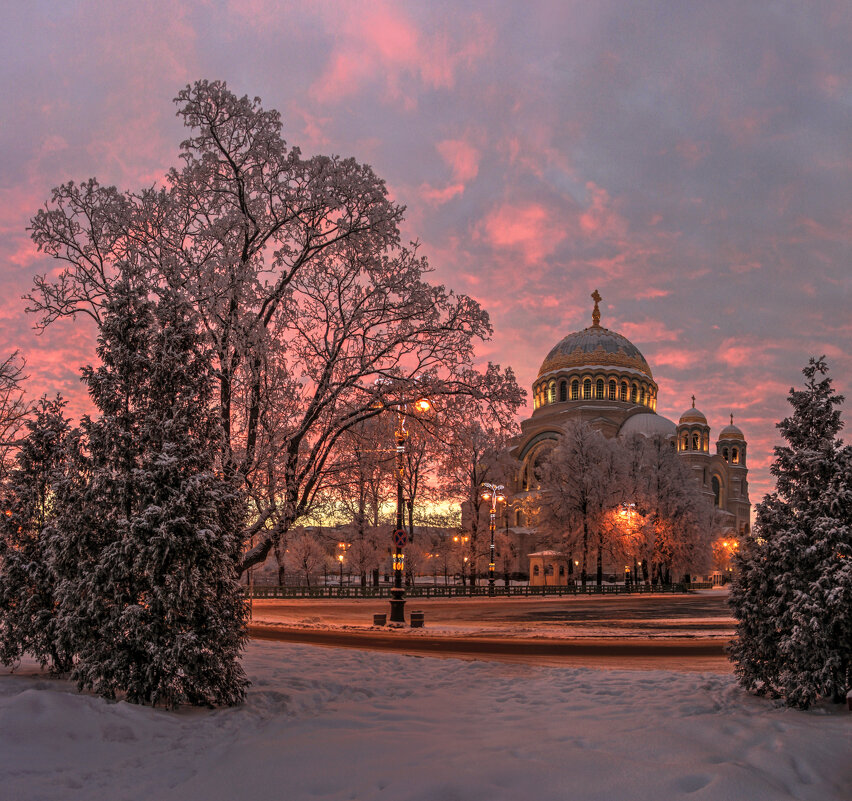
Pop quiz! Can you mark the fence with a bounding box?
[246,582,689,599]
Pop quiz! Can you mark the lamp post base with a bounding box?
[389,589,406,625]
[488,577,495,597]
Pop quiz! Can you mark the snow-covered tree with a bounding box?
[0,396,72,672]
[28,79,523,577]
[47,284,248,707]
[532,422,627,586]
[729,357,852,708]
[625,434,713,584]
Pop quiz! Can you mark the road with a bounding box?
[249,591,736,673]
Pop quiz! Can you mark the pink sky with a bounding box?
[2,0,851,504]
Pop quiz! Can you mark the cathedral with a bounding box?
[509,291,751,548]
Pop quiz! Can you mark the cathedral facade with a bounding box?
[510,291,751,540]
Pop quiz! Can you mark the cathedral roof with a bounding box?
[537,290,653,380]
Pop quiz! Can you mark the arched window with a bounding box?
[681,433,688,451]
[596,379,604,399]
[516,509,524,526]
[631,384,638,403]
[732,447,739,464]
[583,379,592,399]
[548,382,556,403]
[533,564,540,577]
[571,380,579,400]
[722,447,729,462]
[620,382,628,401]
[692,433,699,450]
[712,475,721,507]
[559,564,565,576]
[559,380,567,402]
[640,387,645,405]
[702,434,709,452]
[609,380,616,400]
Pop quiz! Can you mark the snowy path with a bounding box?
[2,641,849,801]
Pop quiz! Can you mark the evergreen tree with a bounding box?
[729,357,852,708]
[0,396,72,672]
[49,282,248,707]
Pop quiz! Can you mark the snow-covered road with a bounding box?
[2,641,849,801]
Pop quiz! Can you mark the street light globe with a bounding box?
[413,398,431,413]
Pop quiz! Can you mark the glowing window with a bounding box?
[583,379,591,399]
[620,382,627,401]
[596,379,604,399]
[609,380,616,400]
[548,382,556,403]
[732,447,739,464]
[631,385,638,403]
[640,387,645,405]
[723,448,729,462]
[571,380,579,400]
[692,433,699,450]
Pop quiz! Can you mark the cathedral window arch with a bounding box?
[692,432,699,450]
[640,387,646,405]
[571,380,579,400]
[548,381,556,403]
[732,447,739,464]
[596,378,604,399]
[620,381,628,401]
[631,384,638,403]
[608,380,616,400]
[722,447,729,462]
[680,433,688,451]
[702,433,709,452]
[583,379,591,399]
[559,380,567,402]
[711,475,722,507]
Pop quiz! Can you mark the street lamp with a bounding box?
[481,482,506,597]
[386,394,431,625]
[338,553,344,587]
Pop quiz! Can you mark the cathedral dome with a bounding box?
[618,411,677,439]
[537,292,653,380]
[718,414,745,441]
[679,400,707,426]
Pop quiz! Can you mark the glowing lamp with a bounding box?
[413,398,431,413]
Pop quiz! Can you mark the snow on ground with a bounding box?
[2,642,849,801]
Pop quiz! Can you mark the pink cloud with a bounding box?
[479,202,567,265]
[579,182,626,240]
[311,3,493,104]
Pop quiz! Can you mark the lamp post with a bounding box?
[481,482,506,597]
[387,396,431,625]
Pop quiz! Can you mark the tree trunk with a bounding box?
[596,531,603,587]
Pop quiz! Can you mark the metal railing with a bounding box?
[246,582,689,599]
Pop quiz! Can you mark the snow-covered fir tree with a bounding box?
[48,282,248,707]
[729,357,852,708]
[0,396,72,672]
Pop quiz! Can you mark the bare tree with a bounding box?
[437,396,519,587]
[0,352,31,481]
